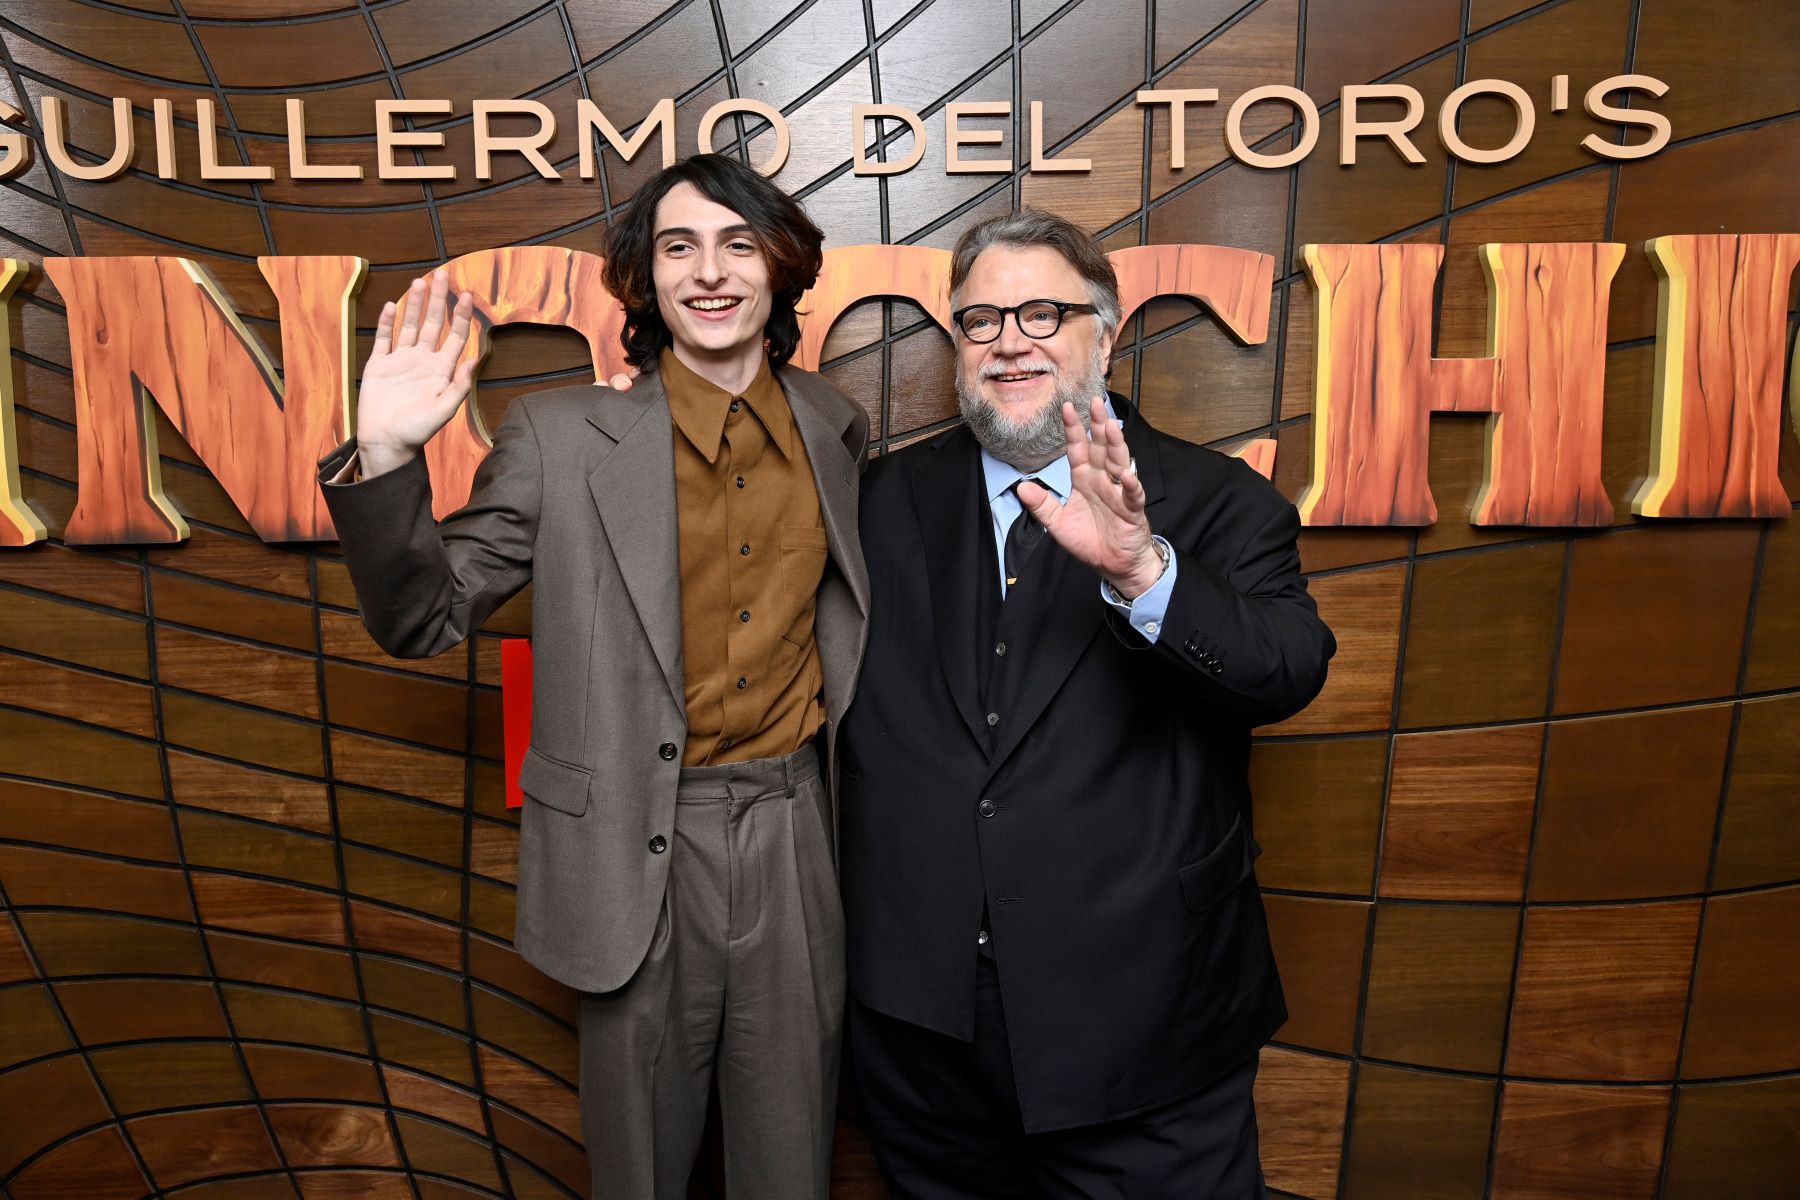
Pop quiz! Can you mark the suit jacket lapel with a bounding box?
[586,373,684,714]
[910,429,991,748]
[780,368,870,618]
[984,394,1168,774]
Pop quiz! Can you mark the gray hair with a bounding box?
[947,208,1123,337]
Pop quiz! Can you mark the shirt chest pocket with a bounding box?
[777,524,829,647]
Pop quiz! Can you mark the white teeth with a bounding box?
[687,297,739,311]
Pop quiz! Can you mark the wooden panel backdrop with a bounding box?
[2,0,1798,1197]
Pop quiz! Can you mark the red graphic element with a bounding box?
[502,639,533,810]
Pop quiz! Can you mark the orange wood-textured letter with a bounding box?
[44,254,365,544]
[1633,234,1800,519]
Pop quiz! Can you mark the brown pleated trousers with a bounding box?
[577,741,844,1199]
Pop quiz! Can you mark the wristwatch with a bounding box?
[1104,536,1171,605]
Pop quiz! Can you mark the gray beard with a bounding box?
[957,345,1108,471]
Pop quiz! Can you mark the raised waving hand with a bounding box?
[355,269,477,479]
[1015,397,1165,601]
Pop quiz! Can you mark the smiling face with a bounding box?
[954,244,1116,471]
[650,181,775,372]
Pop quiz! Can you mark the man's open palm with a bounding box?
[1016,398,1163,599]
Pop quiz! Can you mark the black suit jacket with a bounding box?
[839,397,1335,1133]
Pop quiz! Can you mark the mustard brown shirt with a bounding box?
[661,349,827,766]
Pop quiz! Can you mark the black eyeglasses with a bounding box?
[950,299,1098,343]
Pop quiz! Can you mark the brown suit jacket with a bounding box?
[319,366,870,993]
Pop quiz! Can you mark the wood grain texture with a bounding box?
[1531,706,1730,902]
[1662,1076,1800,1199]
[1681,886,1800,1079]
[1249,736,1386,895]
[1491,1083,1668,1200]
[1255,1046,1352,1200]
[55,978,228,1044]
[1472,242,1622,526]
[6,1125,147,1200]
[1554,524,1760,715]
[1266,565,1405,734]
[1380,726,1543,902]
[1398,540,1564,727]
[1299,243,1491,525]
[246,1045,384,1104]
[796,244,952,372]
[1341,1065,1497,1200]
[1634,234,1800,518]
[1263,895,1371,1054]
[1299,240,1624,527]
[1362,903,1519,1073]
[0,258,46,547]
[1508,902,1701,1081]
[43,255,361,544]
[130,1106,284,1190]
[1713,694,1800,891]
[1745,510,1800,693]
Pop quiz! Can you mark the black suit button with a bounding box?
[739,610,751,622]
[736,676,748,690]
[658,742,677,760]
[736,476,746,489]
[740,543,751,555]
[1212,662,1225,675]
[985,712,1000,727]
[648,835,668,853]
[978,799,997,818]
[729,399,742,413]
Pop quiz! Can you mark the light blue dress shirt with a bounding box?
[978,413,1176,644]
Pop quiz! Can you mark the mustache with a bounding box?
[977,359,1059,379]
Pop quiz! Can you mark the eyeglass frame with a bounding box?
[949,298,1099,343]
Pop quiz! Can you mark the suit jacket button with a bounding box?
[978,799,997,818]
[658,742,677,760]
[648,835,668,853]
[986,712,1000,727]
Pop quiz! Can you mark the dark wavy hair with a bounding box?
[601,154,825,370]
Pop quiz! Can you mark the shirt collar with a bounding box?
[659,349,797,464]
[977,395,1119,505]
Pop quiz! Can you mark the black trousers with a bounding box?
[848,954,1267,1199]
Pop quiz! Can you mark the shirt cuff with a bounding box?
[1100,535,1177,643]
[325,450,362,486]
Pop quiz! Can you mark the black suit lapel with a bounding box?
[983,393,1168,775]
[908,430,991,749]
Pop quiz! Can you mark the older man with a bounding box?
[838,209,1335,1197]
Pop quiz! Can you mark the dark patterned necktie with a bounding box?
[1004,481,1048,591]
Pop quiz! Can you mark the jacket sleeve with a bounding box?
[1122,497,1335,726]
[318,400,542,659]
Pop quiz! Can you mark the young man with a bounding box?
[838,209,1336,1196]
[318,155,869,1200]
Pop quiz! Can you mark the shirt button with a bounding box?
[994,642,1007,656]
[1145,621,1159,635]
[648,835,668,854]
[736,676,748,690]
[978,799,996,818]
[736,476,746,488]
[739,610,751,623]
[977,930,990,946]
[985,712,1000,727]
[740,543,751,556]
[658,742,677,760]
[730,399,742,413]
